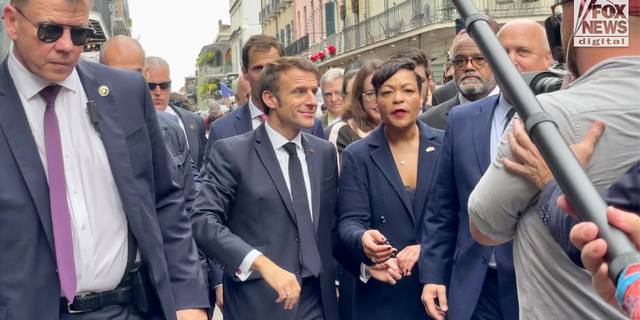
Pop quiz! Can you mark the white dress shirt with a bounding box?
[164,105,189,148]
[235,120,313,280]
[458,85,500,105]
[248,99,266,130]
[8,45,129,295]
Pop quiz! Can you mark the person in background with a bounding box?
[323,67,359,139]
[319,68,345,128]
[390,48,432,113]
[146,57,207,170]
[171,92,192,112]
[234,76,251,109]
[419,34,498,130]
[325,60,383,165]
[0,0,208,318]
[191,56,339,320]
[337,59,444,320]
[206,100,223,129]
[204,35,325,166]
[497,19,552,73]
[467,0,639,318]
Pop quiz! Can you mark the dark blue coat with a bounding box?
[419,95,519,320]
[338,121,443,320]
[0,59,208,320]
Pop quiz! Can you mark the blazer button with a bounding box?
[482,256,488,264]
[295,237,299,242]
[380,216,386,224]
[296,267,302,274]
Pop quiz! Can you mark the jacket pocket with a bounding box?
[125,124,149,150]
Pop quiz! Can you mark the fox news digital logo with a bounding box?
[574,0,629,47]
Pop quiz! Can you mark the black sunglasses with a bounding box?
[148,81,172,91]
[14,7,95,46]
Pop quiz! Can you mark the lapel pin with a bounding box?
[310,149,314,153]
[426,147,435,153]
[98,85,109,97]
[190,124,195,130]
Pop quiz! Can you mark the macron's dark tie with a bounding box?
[283,142,322,277]
[40,85,77,302]
[503,108,516,133]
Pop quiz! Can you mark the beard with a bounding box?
[457,72,497,99]
[561,24,581,78]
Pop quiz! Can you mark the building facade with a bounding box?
[229,0,263,74]
[260,0,295,48]
[195,21,236,110]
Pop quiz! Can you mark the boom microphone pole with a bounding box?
[450,0,640,293]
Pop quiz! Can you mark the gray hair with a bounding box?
[145,56,171,76]
[99,35,145,65]
[11,0,93,7]
[208,99,221,114]
[320,68,344,91]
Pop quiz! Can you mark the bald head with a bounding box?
[498,19,552,73]
[100,35,146,73]
[235,76,251,107]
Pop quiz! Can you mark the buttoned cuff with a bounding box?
[235,249,262,281]
[359,263,372,283]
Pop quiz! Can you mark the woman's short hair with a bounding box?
[371,59,423,96]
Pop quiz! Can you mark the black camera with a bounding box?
[521,70,564,95]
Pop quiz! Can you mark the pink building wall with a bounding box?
[293,0,331,44]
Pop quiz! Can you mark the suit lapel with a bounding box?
[302,135,320,231]
[172,106,198,153]
[0,58,55,253]
[75,62,145,239]
[254,125,296,223]
[444,95,461,120]
[369,126,414,224]
[472,96,499,173]
[414,123,441,222]
[234,103,252,135]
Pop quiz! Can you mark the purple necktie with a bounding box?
[40,85,77,303]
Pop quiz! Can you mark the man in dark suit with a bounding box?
[418,35,498,130]
[191,56,339,320]
[0,0,208,319]
[431,80,457,106]
[146,56,207,170]
[419,94,518,320]
[204,35,325,165]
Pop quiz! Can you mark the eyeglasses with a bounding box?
[551,0,572,23]
[148,81,172,91]
[452,57,488,70]
[14,7,95,46]
[362,91,376,102]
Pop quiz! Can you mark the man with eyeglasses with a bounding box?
[468,0,639,318]
[319,68,345,128]
[419,34,499,130]
[0,0,208,319]
[146,56,207,170]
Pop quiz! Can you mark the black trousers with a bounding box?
[296,277,325,320]
[59,305,145,320]
[471,267,503,320]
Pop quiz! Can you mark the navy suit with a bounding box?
[0,59,208,320]
[419,95,518,320]
[202,103,326,290]
[170,104,207,170]
[338,122,443,320]
[538,161,640,268]
[205,102,325,165]
[191,124,339,320]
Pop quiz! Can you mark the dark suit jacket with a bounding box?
[0,59,208,320]
[204,102,325,166]
[191,124,339,320]
[419,96,518,320]
[338,122,443,320]
[170,104,207,169]
[431,80,458,106]
[418,95,461,130]
[538,161,640,268]
[320,112,329,128]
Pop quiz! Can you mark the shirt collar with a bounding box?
[249,99,265,120]
[458,85,500,105]
[264,120,303,153]
[8,43,80,100]
[495,94,513,122]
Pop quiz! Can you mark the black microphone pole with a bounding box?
[450,0,640,283]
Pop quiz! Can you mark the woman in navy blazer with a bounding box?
[337,59,443,320]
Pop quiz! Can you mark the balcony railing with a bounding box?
[315,0,551,57]
[198,66,238,84]
[91,0,112,37]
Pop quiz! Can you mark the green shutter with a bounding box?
[326,2,336,36]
